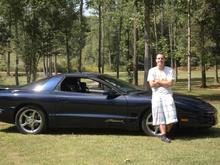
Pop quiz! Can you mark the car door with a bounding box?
[51,77,128,128]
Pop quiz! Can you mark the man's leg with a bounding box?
[160,124,166,135]
[160,124,171,143]
[166,123,173,133]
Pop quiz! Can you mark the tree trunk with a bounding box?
[7,46,11,76]
[7,21,12,76]
[26,61,31,84]
[54,54,57,75]
[214,42,219,83]
[116,27,120,78]
[126,29,132,83]
[78,0,83,72]
[101,9,104,74]
[133,18,138,85]
[169,24,173,68]
[32,58,37,82]
[153,0,158,54]
[108,50,112,70]
[46,55,49,77]
[175,60,178,81]
[200,24,207,88]
[160,0,164,37]
[43,55,46,76]
[214,56,219,83]
[173,15,177,81]
[143,0,151,90]
[15,22,19,86]
[30,37,36,82]
[49,55,52,77]
[187,0,191,92]
[65,30,71,73]
[98,0,102,73]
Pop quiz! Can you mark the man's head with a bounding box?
[156,53,165,69]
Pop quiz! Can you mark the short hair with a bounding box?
[156,53,165,58]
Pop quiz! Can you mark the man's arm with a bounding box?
[159,79,174,88]
[149,79,174,88]
[149,80,160,88]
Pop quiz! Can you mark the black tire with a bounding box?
[15,106,46,134]
[141,111,161,136]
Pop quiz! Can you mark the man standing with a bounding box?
[147,53,178,143]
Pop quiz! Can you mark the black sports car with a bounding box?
[0,73,218,135]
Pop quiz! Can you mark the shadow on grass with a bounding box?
[0,125,18,133]
[1,125,220,140]
[173,127,220,140]
[0,125,142,136]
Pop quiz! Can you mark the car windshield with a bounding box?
[99,74,143,93]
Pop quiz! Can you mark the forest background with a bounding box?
[0,0,219,91]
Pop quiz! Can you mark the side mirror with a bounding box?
[106,90,120,99]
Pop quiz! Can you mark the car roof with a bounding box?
[53,72,103,78]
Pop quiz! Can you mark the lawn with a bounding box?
[0,70,220,165]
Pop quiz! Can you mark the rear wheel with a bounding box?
[141,111,161,136]
[15,106,46,134]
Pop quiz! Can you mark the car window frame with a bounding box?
[55,76,121,96]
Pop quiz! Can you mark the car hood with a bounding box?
[127,91,216,113]
[128,90,151,96]
[173,93,217,113]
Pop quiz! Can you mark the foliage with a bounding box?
[0,0,219,86]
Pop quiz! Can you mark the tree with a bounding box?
[0,0,219,90]
[132,1,138,85]
[4,0,25,85]
[208,0,220,84]
[187,0,192,91]
[143,0,152,90]
[78,0,84,72]
[194,0,217,88]
[98,0,103,73]
[0,21,10,72]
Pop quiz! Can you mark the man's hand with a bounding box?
[149,80,160,88]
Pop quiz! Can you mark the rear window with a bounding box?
[21,76,62,91]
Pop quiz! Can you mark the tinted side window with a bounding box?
[60,77,110,94]
[60,77,81,92]
[81,78,108,93]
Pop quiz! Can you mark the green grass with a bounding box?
[0,70,220,165]
[1,122,220,165]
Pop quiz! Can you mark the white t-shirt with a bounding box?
[147,66,175,95]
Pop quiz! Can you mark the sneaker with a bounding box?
[166,132,173,140]
[160,134,171,143]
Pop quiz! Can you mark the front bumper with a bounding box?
[178,108,218,128]
[200,111,218,127]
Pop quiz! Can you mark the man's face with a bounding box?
[156,54,165,68]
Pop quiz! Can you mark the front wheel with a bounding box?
[15,106,46,134]
[141,111,161,136]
